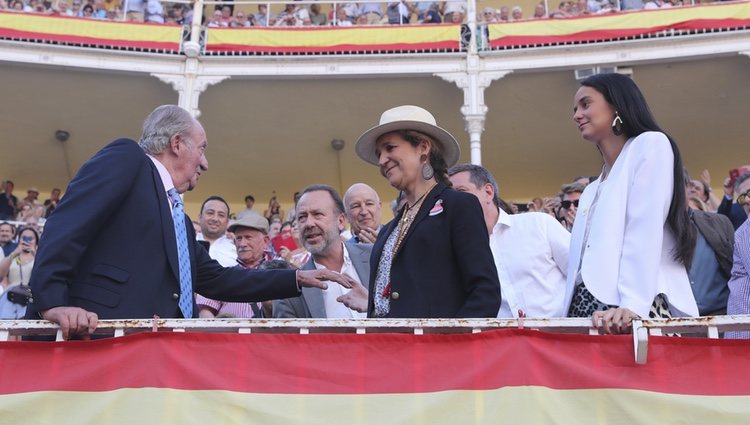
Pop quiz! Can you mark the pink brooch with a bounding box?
[429,199,444,216]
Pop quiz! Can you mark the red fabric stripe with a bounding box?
[0,27,179,50]
[1,329,750,395]
[205,41,458,53]
[489,18,750,47]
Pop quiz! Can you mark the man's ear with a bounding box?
[483,183,495,204]
[169,133,182,155]
[338,213,347,233]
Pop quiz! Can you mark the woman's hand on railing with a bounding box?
[592,307,640,335]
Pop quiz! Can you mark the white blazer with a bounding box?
[564,131,699,318]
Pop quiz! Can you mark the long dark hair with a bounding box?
[581,73,695,267]
[396,130,452,187]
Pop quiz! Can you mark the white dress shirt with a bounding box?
[197,233,238,267]
[147,154,174,204]
[491,209,571,318]
[314,242,367,319]
[147,155,237,267]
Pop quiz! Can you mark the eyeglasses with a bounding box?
[737,189,750,205]
[561,199,579,209]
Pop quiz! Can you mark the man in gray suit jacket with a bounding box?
[274,185,372,319]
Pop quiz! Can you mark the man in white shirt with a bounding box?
[196,196,237,267]
[273,184,371,319]
[448,164,571,318]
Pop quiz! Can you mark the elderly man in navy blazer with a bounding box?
[27,105,352,339]
[274,185,371,318]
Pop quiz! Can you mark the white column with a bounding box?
[152,66,229,118]
[436,69,511,165]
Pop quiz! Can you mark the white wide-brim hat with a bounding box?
[355,105,461,167]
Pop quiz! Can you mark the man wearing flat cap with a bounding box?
[197,215,272,318]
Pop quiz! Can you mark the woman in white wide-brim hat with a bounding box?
[350,105,501,318]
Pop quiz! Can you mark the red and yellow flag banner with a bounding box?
[205,24,461,53]
[0,11,182,51]
[1,329,749,424]
[489,1,750,48]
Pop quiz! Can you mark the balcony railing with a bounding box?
[3,315,750,364]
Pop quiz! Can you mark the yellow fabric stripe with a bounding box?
[2,386,749,424]
[0,13,180,42]
[489,2,750,38]
[207,25,458,48]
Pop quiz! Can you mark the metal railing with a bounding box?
[3,316,750,364]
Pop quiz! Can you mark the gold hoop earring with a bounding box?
[612,111,624,136]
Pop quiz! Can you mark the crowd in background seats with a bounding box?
[1,162,748,327]
[0,0,714,26]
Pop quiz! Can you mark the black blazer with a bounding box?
[27,139,299,320]
[367,181,501,318]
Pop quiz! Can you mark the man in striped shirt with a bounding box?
[726,174,750,338]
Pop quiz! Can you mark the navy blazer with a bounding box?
[718,196,748,230]
[26,139,299,320]
[367,181,501,318]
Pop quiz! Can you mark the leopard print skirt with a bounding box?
[567,283,672,320]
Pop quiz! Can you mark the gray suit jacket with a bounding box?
[273,242,372,318]
[692,209,735,278]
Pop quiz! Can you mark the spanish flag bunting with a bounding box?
[0,11,182,50]
[488,1,750,47]
[1,328,749,424]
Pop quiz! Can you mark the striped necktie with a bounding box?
[167,188,193,318]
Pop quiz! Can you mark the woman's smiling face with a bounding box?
[573,85,617,143]
[375,132,426,190]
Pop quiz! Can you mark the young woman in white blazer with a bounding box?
[566,73,699,334]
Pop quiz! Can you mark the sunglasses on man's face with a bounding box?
[737,189,750,205]
[561,199,579,210]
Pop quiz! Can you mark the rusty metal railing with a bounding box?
[3,316,750,364]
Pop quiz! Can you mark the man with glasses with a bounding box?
[726,172,750,338]
[558,181,585,231]
[719,167,750,229]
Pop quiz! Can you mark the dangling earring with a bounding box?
[611,111,624,136]
[421,155,434,180]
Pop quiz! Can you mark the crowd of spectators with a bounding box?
[507,165,749,325]
[0,181,59,235]
[518,167,749,232]
[0,0,713,26]
[2,159,748,330]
